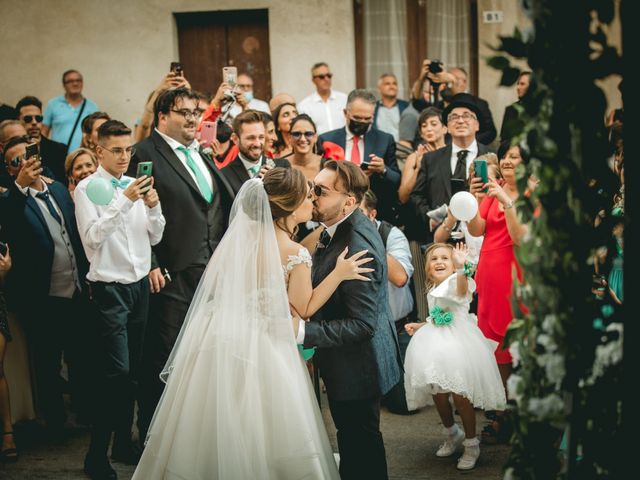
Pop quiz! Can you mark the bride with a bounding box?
[133,167,372,479]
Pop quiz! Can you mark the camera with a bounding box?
[428,60,443,74]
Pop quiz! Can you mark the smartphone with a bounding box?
[450,178,466,195]
[200,121,218,148]
[473,158,488,183]
[170,62,183,76]
[25,142,39,160]
[0,241,7,257]
[360,161,369,170]
[222,66,238,87]
[136,161,153,178]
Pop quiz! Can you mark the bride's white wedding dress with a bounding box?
[133,179,339,479]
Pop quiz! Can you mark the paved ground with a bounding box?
[1,394,509,479]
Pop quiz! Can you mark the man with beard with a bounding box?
[16,96,68,184]
[319,89,400,224]
[128,87,235,448]
[298,160,402,479]
[221,110,289,194]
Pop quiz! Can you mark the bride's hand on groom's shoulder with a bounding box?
[334,247,374,281]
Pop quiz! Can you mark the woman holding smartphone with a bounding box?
[467,141,531,444]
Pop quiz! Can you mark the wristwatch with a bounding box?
[504,200,514,209]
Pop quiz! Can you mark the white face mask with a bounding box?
[244,91,254,103]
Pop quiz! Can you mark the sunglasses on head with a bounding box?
[313,73,333,80]
[23,115,43,123]
[290,131,316,140]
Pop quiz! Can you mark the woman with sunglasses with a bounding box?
[64,148,98,197]
[288,114,323,181]
[272,102,298,158]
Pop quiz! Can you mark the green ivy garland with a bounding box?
[486,1,623,478]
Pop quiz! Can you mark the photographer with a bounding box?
[398,59,450,150]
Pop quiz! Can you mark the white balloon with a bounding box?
[449,191,478,222]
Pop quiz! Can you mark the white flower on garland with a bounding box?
[583,323,623,386]
[527,393,564,420]
[507,374,525,404]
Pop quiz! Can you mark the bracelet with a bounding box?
[504,200,514,209]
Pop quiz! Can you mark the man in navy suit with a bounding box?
[222,110,289,195]
[0,135,91,440]
[300,160,402,479]
[319,89,401,224]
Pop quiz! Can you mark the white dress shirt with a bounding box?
[74,166,166,284]
[345,130,365,164]
[297,90,348,134]
[375,103,401,141]
[450,140,479,179]
[239,152,262,177]
[155,128,213,192]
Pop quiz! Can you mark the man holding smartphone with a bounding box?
[75,120,165,479]
[318,89,401,224]
[409,94,494,242]
[0,135,91,444]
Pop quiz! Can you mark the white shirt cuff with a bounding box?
[296,319,306,344]
[15,181,29,195]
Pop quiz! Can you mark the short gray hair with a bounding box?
[346,89,377,108]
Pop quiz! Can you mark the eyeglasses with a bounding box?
[171,109,204,120]
[313,73,333,80]
[23,115,43,123]
[447,112,477,123]
[102,146,136,157]
[290,131,316,140]
[312,183,348,197]
[64,78,83,84]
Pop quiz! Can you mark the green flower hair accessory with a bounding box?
[431,305,453,326]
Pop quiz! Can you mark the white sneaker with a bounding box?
[457,438,480,470]
[435,425,465,457]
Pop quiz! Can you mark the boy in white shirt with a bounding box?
[75,120,165,479]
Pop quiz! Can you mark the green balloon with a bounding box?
[86,177,114,205]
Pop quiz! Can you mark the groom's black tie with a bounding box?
[318,229,331,249]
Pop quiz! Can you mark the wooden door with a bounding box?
[175,9,272,100]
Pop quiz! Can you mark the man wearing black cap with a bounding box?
[408,94,494,242]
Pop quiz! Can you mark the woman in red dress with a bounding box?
[468,141,532,442]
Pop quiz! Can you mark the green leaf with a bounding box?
[499,35,528,58]
[500,67,521,86]
[486,55,511,70]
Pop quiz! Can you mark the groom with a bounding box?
[300,160,402,479]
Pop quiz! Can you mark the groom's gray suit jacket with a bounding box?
[304,208,402,402]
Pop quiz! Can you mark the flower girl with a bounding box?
[404,242,506,470]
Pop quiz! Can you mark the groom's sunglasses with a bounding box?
[312,184,350,198]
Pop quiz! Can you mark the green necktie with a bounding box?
[248,162,261,178]
[177,146,213,203]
